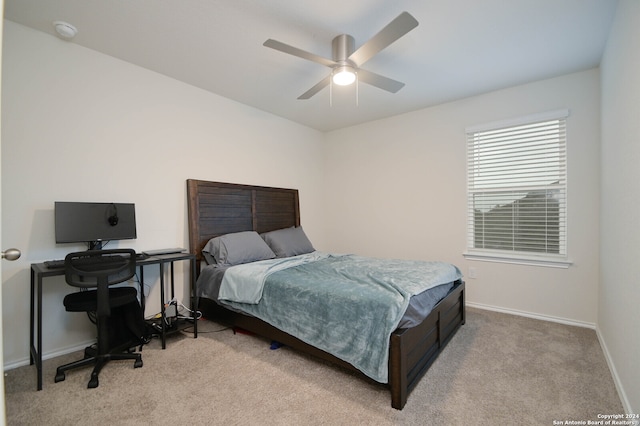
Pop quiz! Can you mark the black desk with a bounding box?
[30,252,197,390]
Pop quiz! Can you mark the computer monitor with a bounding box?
[54,202,137,250]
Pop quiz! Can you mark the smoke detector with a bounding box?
[53,21,77,40]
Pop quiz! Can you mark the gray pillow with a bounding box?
[202,231,275,266]
[261,226,315,258]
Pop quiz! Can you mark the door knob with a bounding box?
[1,248,21,261]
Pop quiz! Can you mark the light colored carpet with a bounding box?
[4,308,622,425]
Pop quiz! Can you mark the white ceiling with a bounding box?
[4,0,618,132]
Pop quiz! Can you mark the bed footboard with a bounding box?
[389,280,465,409]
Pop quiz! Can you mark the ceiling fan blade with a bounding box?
[298,76,331,99]
[348,12,419,67]
[264,39,337,68]
[357,69,405,93]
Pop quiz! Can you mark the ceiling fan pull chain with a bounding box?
[329,75,333,107]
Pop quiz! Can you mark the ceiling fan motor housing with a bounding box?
[332,34,355,65]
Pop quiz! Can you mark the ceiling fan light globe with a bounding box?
[332,67,356,86]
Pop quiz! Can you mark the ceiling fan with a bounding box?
[263,11,419,100]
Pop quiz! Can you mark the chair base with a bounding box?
[54,345,142,388]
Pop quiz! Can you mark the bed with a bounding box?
[186,179,465,409]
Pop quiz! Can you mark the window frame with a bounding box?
[463,110,572,268]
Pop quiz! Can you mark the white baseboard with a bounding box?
[3,339,95,371]
[595,326,633,414]
[466,301,596,329]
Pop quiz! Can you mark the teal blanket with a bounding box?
[219,252,462,383]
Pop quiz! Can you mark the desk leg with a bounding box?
[191,258,198,338]
[159,262,166,349]
[29,268,43,391]
[138,265,146,313]
[170,262,175,300]
[29,268,35,366]
[37,274,43,390]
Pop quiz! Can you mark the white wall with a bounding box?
[324,69,601,327]
[1,21,325,367]
[599,0,640,414]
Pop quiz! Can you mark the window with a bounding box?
[465,110,570,267]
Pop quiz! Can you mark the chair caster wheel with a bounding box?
[54,371,65,383]
[134,358,143,368]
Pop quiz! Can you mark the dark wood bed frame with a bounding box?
[186,179,465,410]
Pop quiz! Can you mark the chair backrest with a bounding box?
[64,249,137,316]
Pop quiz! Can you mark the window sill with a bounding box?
[463,251,572,269]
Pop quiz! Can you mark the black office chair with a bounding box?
[54,249,143,388]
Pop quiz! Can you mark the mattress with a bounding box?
[197,262,453,329]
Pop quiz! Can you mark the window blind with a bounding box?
[466,113,567,259]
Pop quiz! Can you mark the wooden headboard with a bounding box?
[186,179,300,267]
